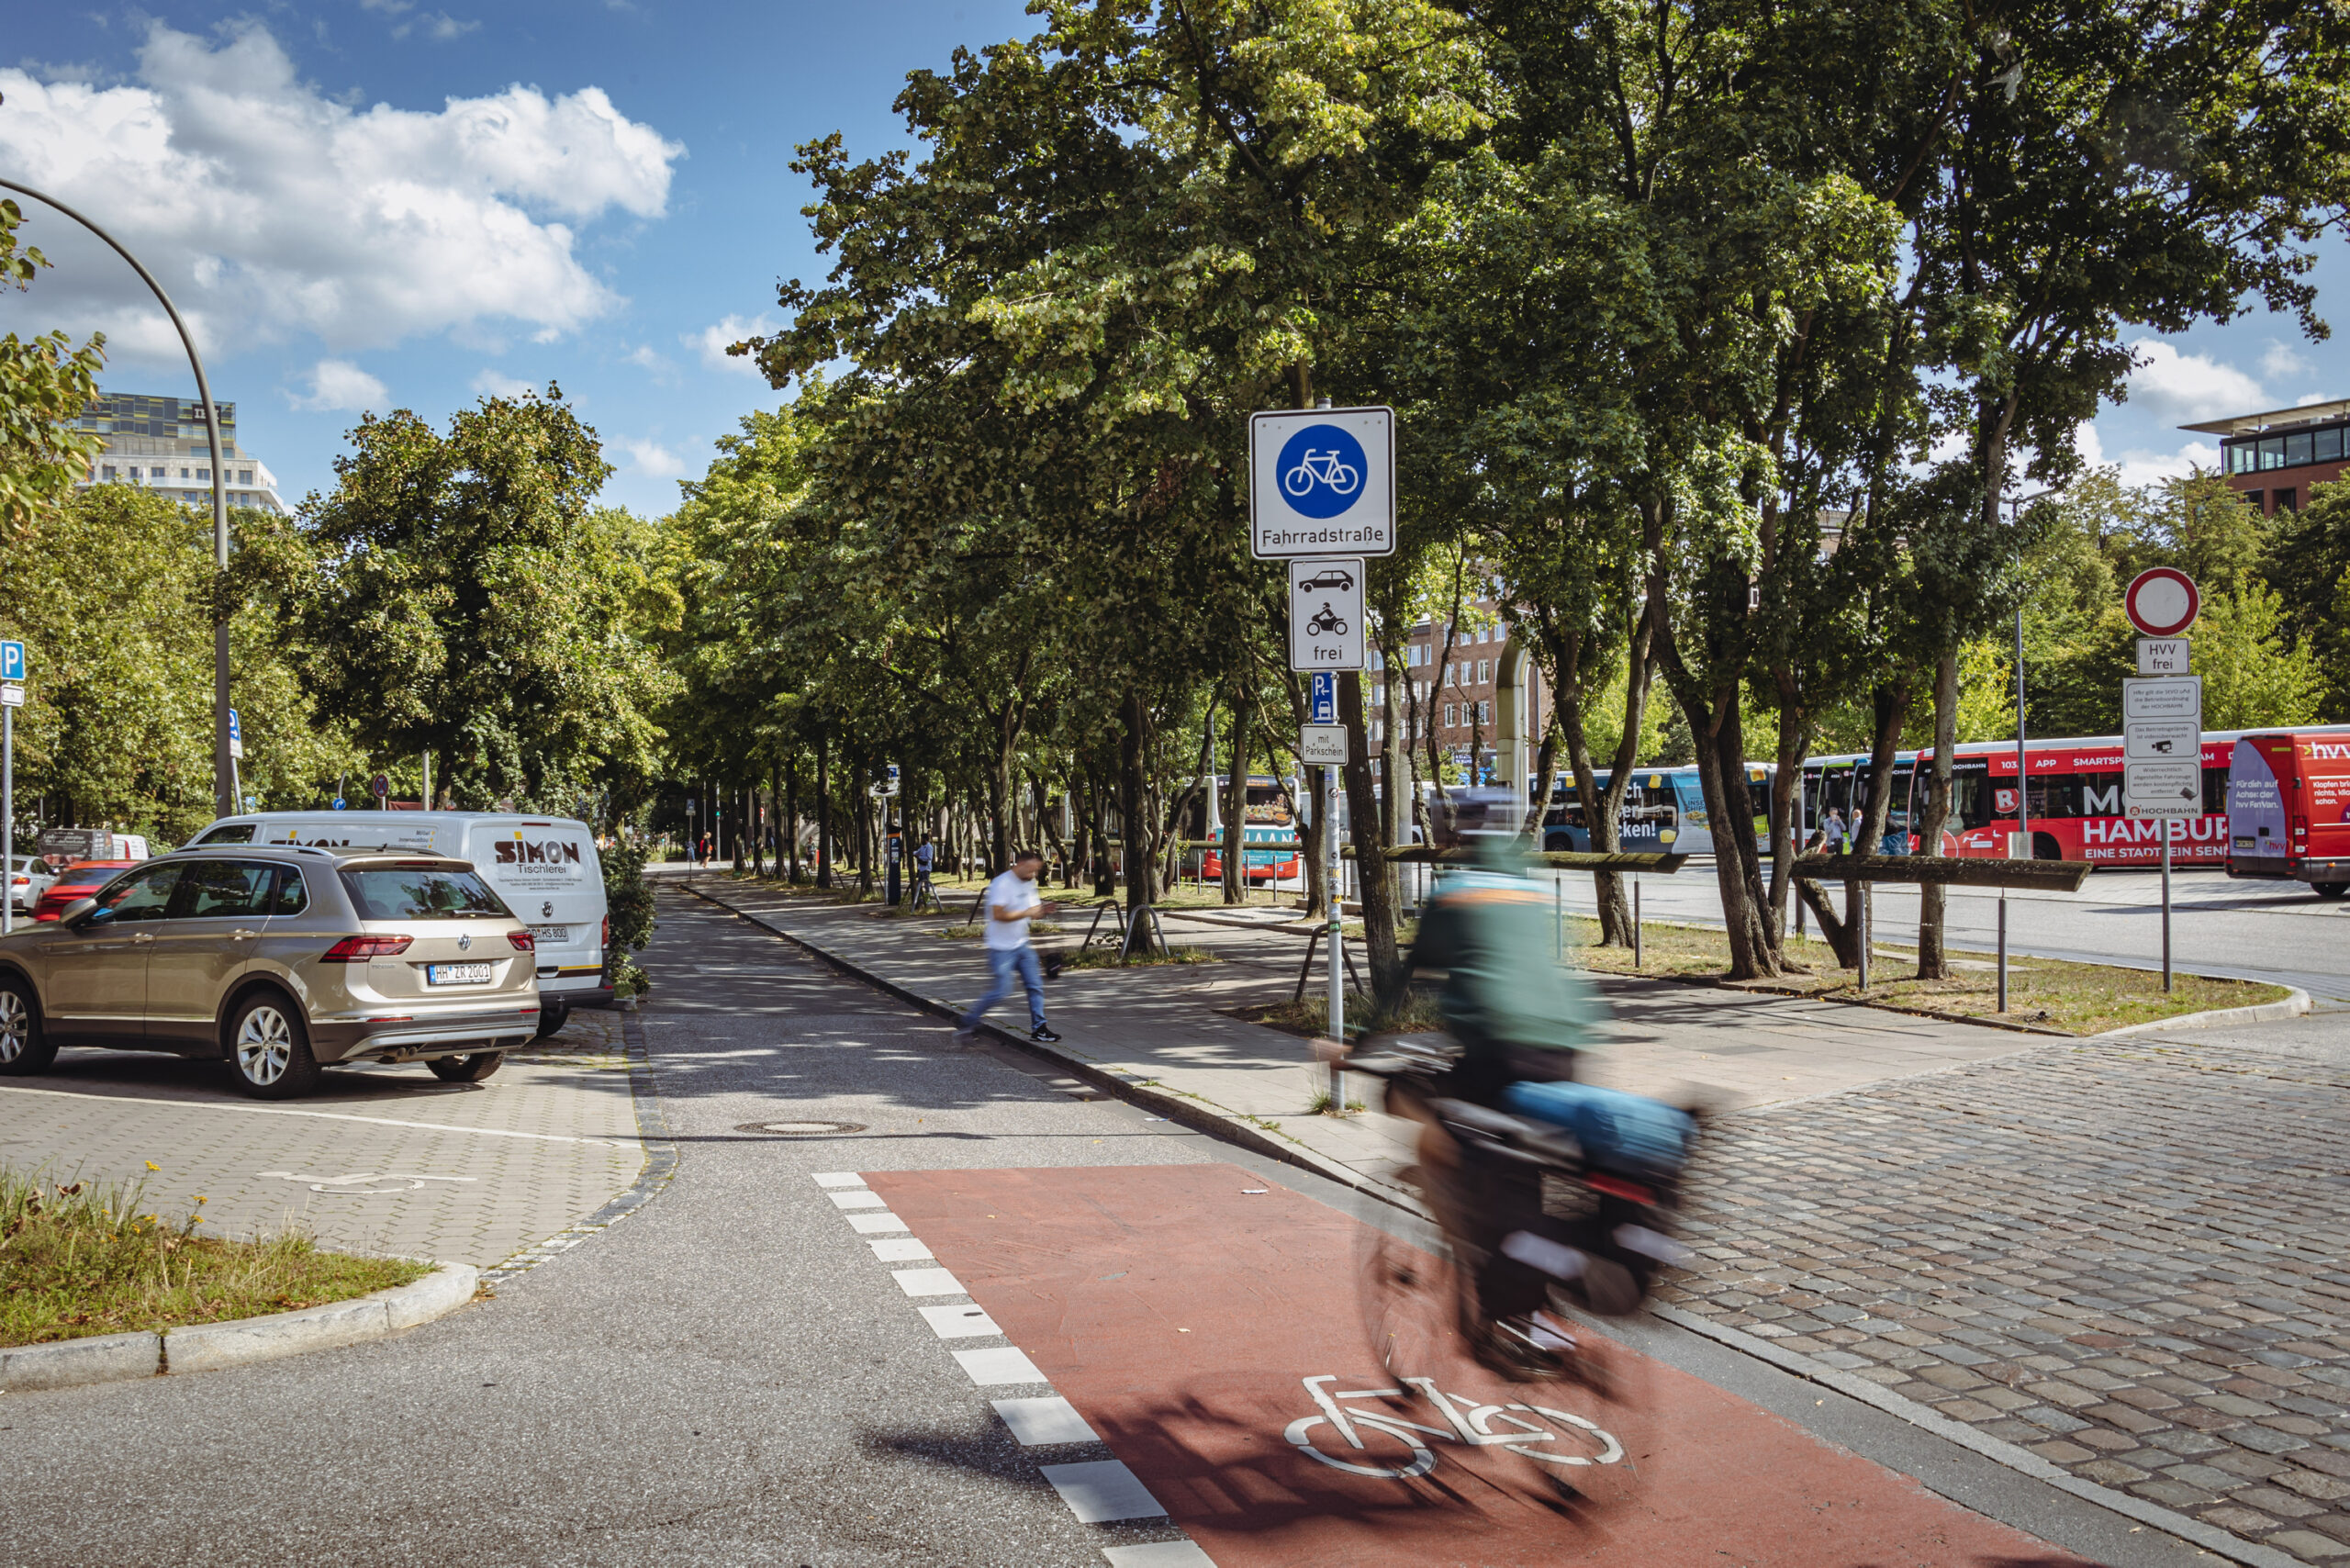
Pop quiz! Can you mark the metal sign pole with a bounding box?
[1326,762,1344,1109]
[3,701,12,936]
[2162,825,2173,992]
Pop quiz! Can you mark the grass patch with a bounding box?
[1563,915,2289,1036]
[0,1169,428,1348]
[1058,944,1221,970]
[936,924,980,940]
[1243,985,1447,1040]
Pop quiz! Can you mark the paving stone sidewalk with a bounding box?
[0,1007,644,1269]
[1658,1019,2350,1563]
[676,875,2041,1200]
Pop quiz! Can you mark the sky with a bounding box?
[0,5,2343,517]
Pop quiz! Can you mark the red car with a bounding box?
[29,860,137,923]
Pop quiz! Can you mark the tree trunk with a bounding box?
[1765,701,1810,960]
[1584,611,1655,946]
[1222,689,1251,903]
[1340,669,1404,1006]
[1916,647,1962,977]
[786,756,801,883]
[1117,689,1159,954]
[815,733,833,890]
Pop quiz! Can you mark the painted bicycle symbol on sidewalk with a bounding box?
[258,1169,480,1195]
[1283,1373,1625,1479]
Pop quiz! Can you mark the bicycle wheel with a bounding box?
[1327,462,1360,494]
[1360,1224,1472,1381]
[1284,463,1317,496]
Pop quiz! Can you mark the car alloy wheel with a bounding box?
[0,987,28,1064]
[236,1004,297,1086]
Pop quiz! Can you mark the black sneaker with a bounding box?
[1030,1025,1061,1044]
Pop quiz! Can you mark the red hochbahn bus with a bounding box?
[1799,728,2350,868]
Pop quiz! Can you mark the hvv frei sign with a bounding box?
[1248,407,1396,559]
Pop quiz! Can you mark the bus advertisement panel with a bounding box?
[1200,776,1301,882]
[1921,737,2229,865]
[1538,767,1770,857]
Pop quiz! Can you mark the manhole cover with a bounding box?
[734,1120,867,1137]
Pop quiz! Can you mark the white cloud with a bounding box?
[0,24,684,358]
[2076,421,2221,488]
[687,314,774,375]
[618,437,686,478]
[288,357,387,411]
[622,343,677,378]
[2262,340,2314,383]
[470,368,536,398]
[2121,340,2265,421]
[2297,391,2335,408]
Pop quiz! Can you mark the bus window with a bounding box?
[1949,760,1994,829]
[2203,765,2229,814]
[2077,772,2122,817]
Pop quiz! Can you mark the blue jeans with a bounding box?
[962,944,1046,1033]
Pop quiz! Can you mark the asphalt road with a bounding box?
[0,890,2226,1565]
[1545,863,2350,1002]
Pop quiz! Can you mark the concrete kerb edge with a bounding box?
[480,1006,679,1286]
[0,1263,479,1394]
[2093,986,2312,1038]
[1648,1303,2302,1568]
[675,880,1424,1215]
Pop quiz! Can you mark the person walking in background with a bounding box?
[913,834,935,902]
[955,848,1059,1045]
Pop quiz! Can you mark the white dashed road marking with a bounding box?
[992,1395,1100,1447]
[1039,1460,1168,1523]
[810,1170,1198,1552]
[919,1304,1001,1338]
[952,1346,1049,1386]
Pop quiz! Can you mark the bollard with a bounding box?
[1997,892,2009,1013]
[1632,879,1642,969]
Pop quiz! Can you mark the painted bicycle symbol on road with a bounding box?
[1283,1373,1624,1479]
[258,1169,480,1195]
[1283,449,1360,499]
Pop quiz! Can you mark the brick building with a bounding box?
[2180,398,2349,517]
[1369,602,1542,786]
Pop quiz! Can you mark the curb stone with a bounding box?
[676,880,1425,1213]
[2094,985,2311,1037]
[1650,1303,2302,1568]
[0,1263,478,1394]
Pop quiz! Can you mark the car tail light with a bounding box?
[2294,814,2310,839]
[322,935,413,962]
[508,931,535,952]
[601,914,610,949]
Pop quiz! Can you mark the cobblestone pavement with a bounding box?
[1658,1014,2350,1563]
[0,1008,644,1268]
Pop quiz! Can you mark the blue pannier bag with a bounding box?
[1501,1081,1694,1182]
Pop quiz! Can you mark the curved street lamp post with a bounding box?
[0,171,236,819]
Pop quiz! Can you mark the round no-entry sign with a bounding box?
[2124,566,2199,637]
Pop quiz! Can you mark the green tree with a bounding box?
[0,199,106,539]
[0,487,354,844]
[259,386,677,811]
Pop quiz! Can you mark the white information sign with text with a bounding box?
[2122,676,2204,818]
[1288,557,1365,671]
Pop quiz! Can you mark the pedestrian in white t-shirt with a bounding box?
[954,849,1059,1044]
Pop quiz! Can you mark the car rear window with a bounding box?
[196,824,256,844]
[340,866,512,921]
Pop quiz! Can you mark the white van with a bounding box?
[187,811,610,1033]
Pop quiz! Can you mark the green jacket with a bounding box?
[1408,863,1605,1063]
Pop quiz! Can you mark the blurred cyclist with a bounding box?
[1393,804,1695,1376]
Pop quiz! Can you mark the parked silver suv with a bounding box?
[0,846,541,1098]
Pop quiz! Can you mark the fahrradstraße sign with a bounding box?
[1249,406,1395,559]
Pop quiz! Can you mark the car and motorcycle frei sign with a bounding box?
[1288,557,1365,670]
[1248,406,1395,559]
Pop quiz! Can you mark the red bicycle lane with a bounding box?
[867,1162,2101,1568]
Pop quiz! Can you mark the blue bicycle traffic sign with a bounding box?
[1276,425,1368,519]
[1248,406,1394,559]
[0,641,25,682]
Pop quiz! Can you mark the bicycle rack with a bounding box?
[1292,924,1365,1002]
[1117,902,1169,962]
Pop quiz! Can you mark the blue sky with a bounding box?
[1,5,2342,517]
